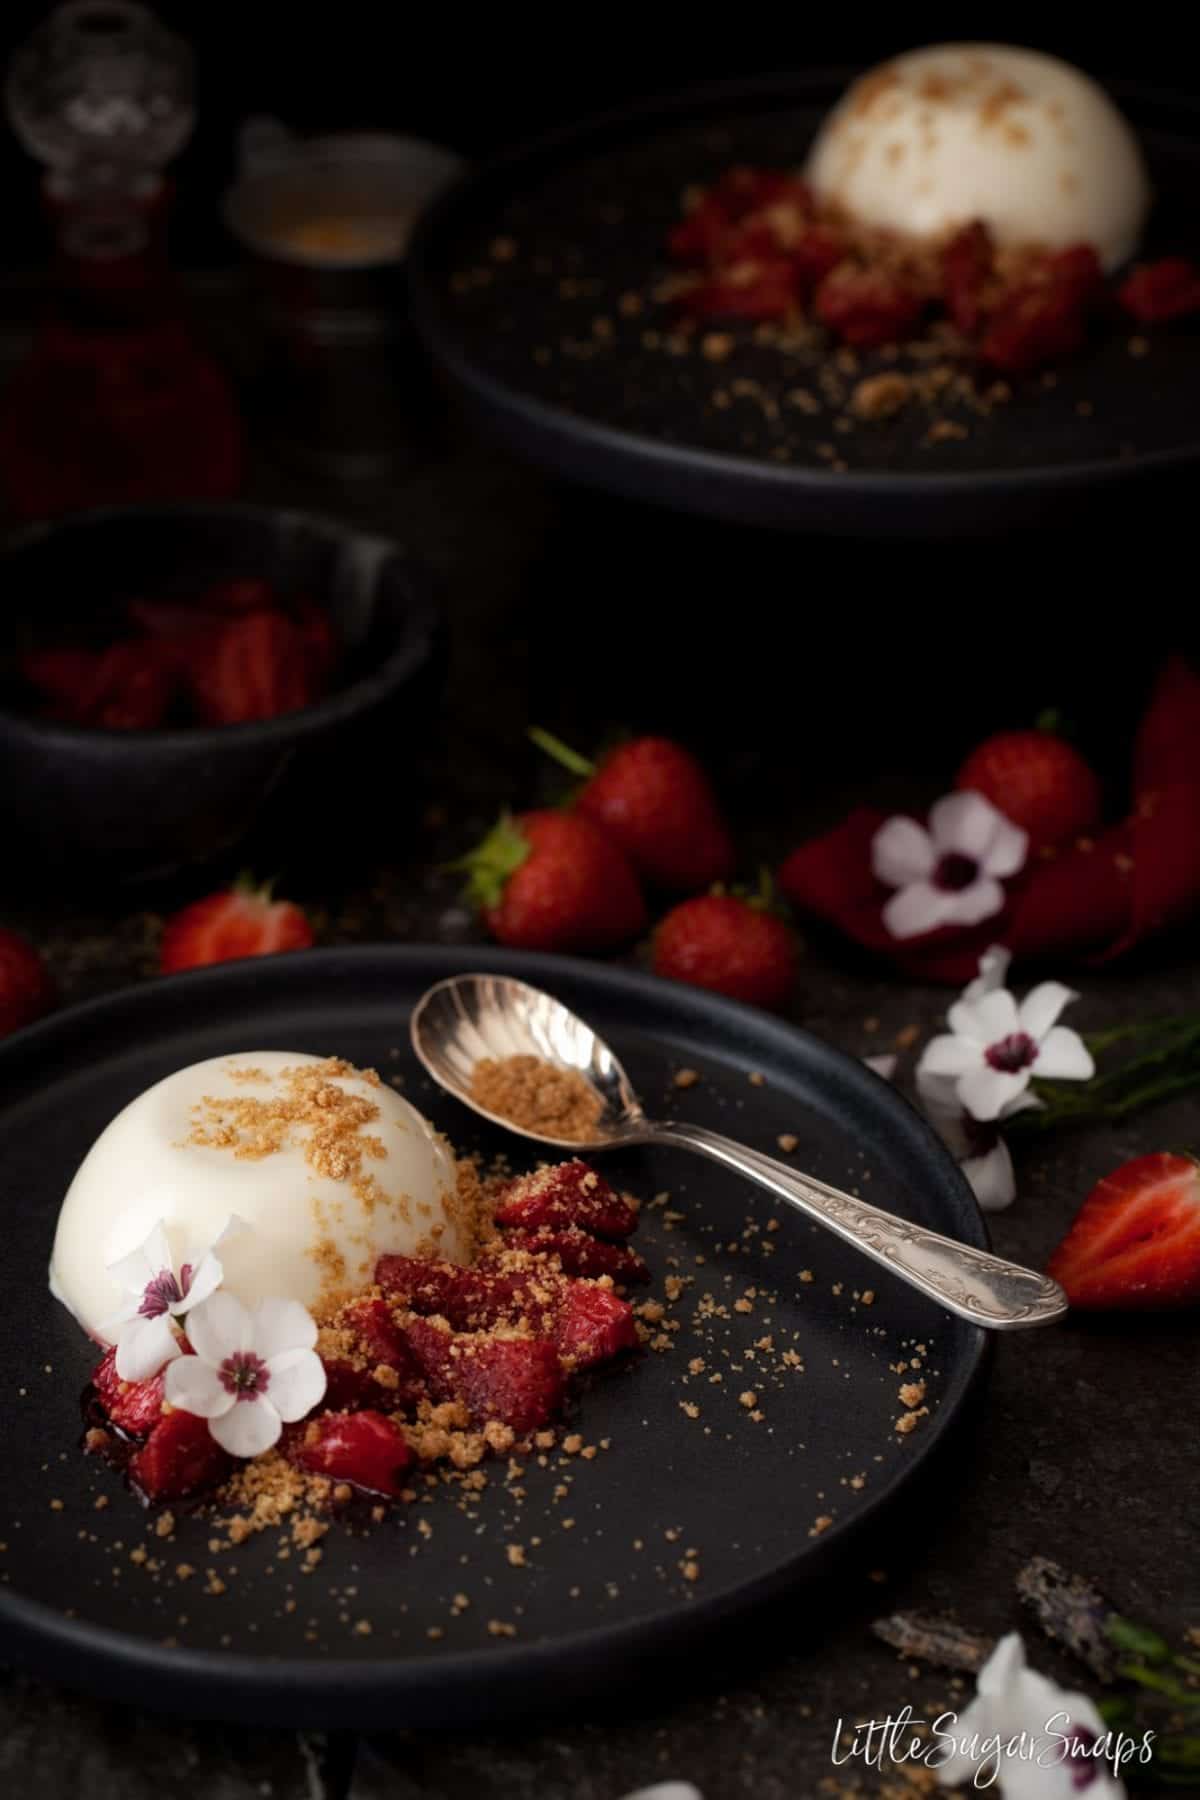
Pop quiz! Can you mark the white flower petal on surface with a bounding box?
[871,815,935,887]
[114,1313,182,1383]
[619,1787,703,1800]
[934,1632,1126,1797]
[940,873,1006,929]
[253,1296,318,1361]
[862,1053,898,1081]
[947,989,1019,1049]
[882,881,958,940]
[962,1139,1017,1212]
[962,943,1012,1003]
[174,1249,223,1314]
[185,1290,253,1366]
[264,1347,326,1423]
[1035,1026,1096,1081]
[1018,981,1078,1042]
[210,1396,282,1457]
[107,1220,172,1296]
[919,1033,980,1079]
[165,1354,235,1419]
[958,1063,1032,1123]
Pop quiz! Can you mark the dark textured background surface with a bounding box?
[0,401,1197,1795]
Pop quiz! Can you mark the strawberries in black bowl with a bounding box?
[0,504,443,883]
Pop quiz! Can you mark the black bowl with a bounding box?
[0,504,444,884]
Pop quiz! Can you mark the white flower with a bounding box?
[872,793,1028,940]
[918,1071,1021,1212]
[164,1290,326,1458]
[619,1789,702,1800]
[920,971,1093,1123]
[105,1217,240,1382]
[934,1632,1126,1797]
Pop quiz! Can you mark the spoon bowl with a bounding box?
[411,971,642,1148]
[411,971,1068,1331]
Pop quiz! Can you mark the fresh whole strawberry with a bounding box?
[458,810,646,952]
[653,891,797,1011]
[0,927,53,1038]
[1047,1153,1200,1309]
[956,728,1102,850]
[160,875,314,973]
[531,729,734,891]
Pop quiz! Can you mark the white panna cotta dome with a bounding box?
[806,44,1150,273]
[50,1051,469,1340]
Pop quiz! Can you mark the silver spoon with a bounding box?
[410,973,1067,1331]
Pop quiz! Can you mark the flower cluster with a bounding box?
[104,1218,324,1457]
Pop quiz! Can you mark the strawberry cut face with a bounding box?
[1047,1153,1200,1309]
[291,1409,413,1498]
[493,1160,638,1239]
[128,1406,231,1502]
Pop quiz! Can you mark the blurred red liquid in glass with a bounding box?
[0,184,242,521]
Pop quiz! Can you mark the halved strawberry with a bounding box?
[159,875,313,973]
[551,1282,639,1369]
[493,1160,638,1240]
[291,1409,413,1497]
[128,1406,230,1501]
[1047,1153,1200,1310]
[92,1345,168,1437]
[402,1318,565,1434]
[494,1227,651,1286]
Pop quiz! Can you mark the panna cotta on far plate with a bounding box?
[50,1051,471,1342]
[806,44,1150,272]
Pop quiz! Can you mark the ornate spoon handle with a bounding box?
[642,1120,1066,1330]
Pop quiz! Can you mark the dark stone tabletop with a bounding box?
[0,395,1197,1800]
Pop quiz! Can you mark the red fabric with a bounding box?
[779,656,1200,983]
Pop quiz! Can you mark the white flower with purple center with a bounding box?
[872,792,1028,940]
[105,1217,239,1382]
[920,970,1093,1123]
[164,1289,326,1458]
[934,1632,1126,1796]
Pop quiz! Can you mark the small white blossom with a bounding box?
[618,1788,703,1800]
[165,1290,326,1458]
[105,1217,240,1382]
[872,792,1027,940]
[920,954,1093,1122]
[935,1632,1126,1797]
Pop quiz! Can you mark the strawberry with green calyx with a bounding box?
[956,716,1102,852]
[529,728,734,892]
[160,873,314,974]
[653,872,799,1012]
[454,810,646,952]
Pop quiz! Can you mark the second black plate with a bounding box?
[410,73,1200,535]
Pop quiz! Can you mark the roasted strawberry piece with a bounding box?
[790,223,846,295]
[494,1160,637,1240]
[291,1409,413,1497]
[188,609,312,726]
[402,1318,565,1434]
[336,1296,425,1403]
[19,646,104,717]
[92,1345,168,1437]
[319,1358,381,1412]
[498,1227,651,1286]
[551,1281,640,1370]
[375,1255,535,1331]
[668,197,732,267]
[1118,256,1200,323]
[979,246,1103,375]
[679,259,799,322]
[814,262,925,348]
[129,1406,230,1501]
[941,220,994,334]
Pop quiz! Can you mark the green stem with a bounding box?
[527,727,597,780]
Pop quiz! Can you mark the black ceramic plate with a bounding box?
[409,73,1200,535]
[0,947,985,1726]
